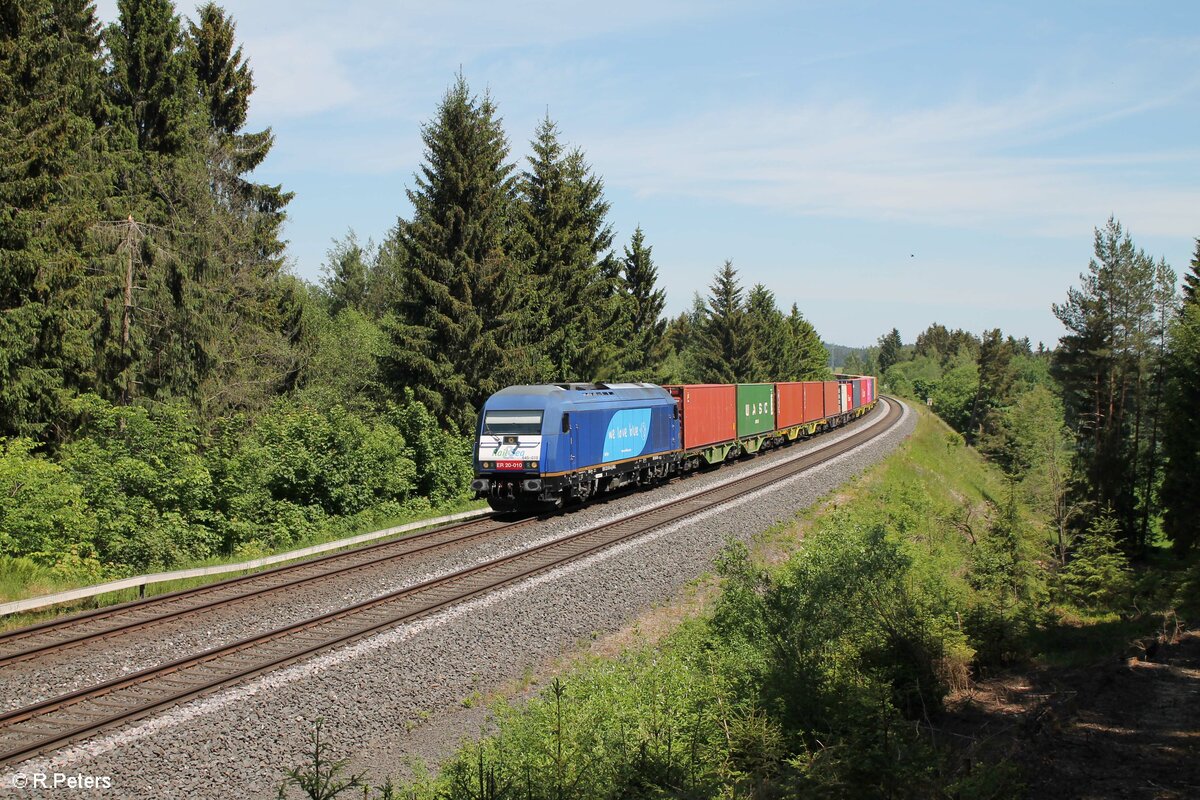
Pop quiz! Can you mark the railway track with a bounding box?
[0,398,901,767]
[0,514,536,668]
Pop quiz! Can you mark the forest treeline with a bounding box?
[0,1,827,581]
[851,219,1200,560]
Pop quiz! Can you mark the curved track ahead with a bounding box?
[0,398,902,767]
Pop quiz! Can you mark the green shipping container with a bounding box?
[737,383,775,436]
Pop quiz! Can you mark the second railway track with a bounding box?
[0,398,901,768]
[0,513,536,667]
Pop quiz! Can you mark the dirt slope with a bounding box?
[946,630,1200,799]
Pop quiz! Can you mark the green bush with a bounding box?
[59,395,219,571]
[389,393,473,506]
[212,401,418,551]
[0,438,92,565]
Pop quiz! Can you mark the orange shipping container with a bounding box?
[823,382,839,419]
[802,382,826,423]
[665,384,737,450]
[775,382,805,428]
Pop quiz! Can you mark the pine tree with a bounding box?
[385,75,525,430]
[612,226,666,379]
[517,116,614,381]
[695,261,753,383]
[0,0,107,439]
[1052,218,1164,545]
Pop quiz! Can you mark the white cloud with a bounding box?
[589,87,1200,238]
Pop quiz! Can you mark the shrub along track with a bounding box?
[0,398,901,768]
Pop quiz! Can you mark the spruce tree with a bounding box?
[106,0,198,155]
[385,75,525,430]
[0,0,107,439]
[517,116,614,381]
[785,304,830,380]
[1183,238,1200,306]
[613,226,666,379]
[98,0,294,417]
[186,1,289,260]
[965,328,1016,445]
[188,2,249,134]
[1161,248,1200,553]
[695,261,753,383]
[877,328,903,373]
[745,284,787,381]
[321,232,372,315]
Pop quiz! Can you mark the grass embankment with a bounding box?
[0,498,487,631]
[273,401,1195,800]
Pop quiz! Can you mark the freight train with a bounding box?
[471,377,877,512]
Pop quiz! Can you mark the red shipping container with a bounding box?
[802,382,825,423]
[823,382,839,419]
[776,382,827,427]
[775,382,804,428]
[664,384,736,450]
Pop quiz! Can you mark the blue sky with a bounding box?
[96,1,1199,346]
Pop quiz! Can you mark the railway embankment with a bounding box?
[349,402,1199,800]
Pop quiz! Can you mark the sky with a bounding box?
[95,0,1200,347]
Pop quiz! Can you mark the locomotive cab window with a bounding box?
[482,410,543,435]
[561,412,571,433]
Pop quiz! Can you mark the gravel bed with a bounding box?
[1,399,914,798]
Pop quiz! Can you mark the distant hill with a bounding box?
[824,342,870,370]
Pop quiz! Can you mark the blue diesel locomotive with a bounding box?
[471,383,680,511]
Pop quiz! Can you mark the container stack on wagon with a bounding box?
[665,384,736,451]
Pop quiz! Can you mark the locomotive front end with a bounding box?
[471,387,557,512]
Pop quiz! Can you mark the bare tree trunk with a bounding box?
[121,215,135,408]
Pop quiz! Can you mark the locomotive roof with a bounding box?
[484,383,674,411]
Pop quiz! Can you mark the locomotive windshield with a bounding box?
[482,410,544,435]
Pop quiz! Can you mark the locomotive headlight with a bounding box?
[482,461,492,469]
[530,461,539,469]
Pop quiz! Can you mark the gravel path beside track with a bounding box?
[2,399,914,799]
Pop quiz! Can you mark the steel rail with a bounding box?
[0,514,534,667]
[0,398,900,767]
